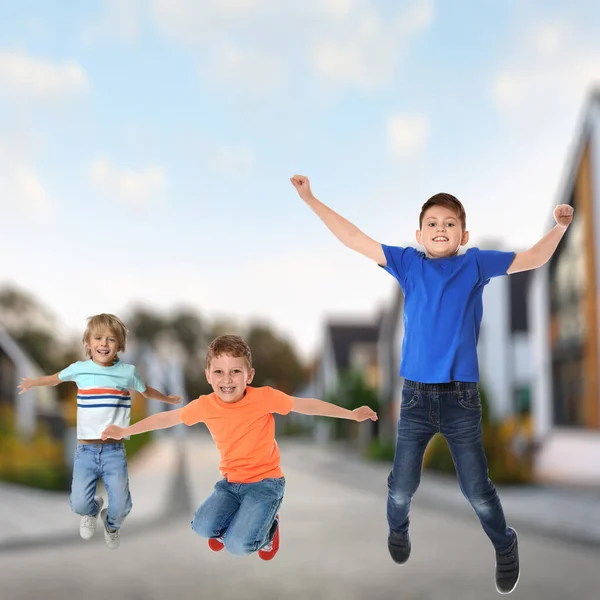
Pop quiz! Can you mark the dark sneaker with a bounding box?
[258,515,280,561]
[388,530,411,564]
[208,536,225,552]
[495,528,519,594]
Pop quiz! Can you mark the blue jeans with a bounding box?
[387,380,514,552]
[191,477,285,556]
[70,442,132,531]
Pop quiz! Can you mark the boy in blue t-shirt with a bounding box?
[18,313,182,549]
[291,174,574,595]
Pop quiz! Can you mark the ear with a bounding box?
[461,230,470,246]
[247,368,255,384]
[415,229,423,245]
[204,368,211,384]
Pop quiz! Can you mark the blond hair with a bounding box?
[83,314,128,358]
[206,335,252,370]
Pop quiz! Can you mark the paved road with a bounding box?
[1,435,598,600]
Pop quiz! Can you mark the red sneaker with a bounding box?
[208,536,224,552]
[258,515,280,561]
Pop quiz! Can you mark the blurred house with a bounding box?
[529,90,600,484]
[478,260,533,420]
[0,326,63,439]
[312,321,380,401]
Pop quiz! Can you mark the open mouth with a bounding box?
[96,349,111,356]
[220,387,236,394]
[433,236,449,242]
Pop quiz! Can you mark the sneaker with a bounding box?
[79,496,104,540]
[258,515,280,561]
[100,508,120,550]
[388,530,411,565]
[208,536,225,552]
[495,528,520,594]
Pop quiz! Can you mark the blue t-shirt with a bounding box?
[59,359,147,439]
[381,245,515,383]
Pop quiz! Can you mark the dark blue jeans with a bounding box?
[387,380,514,552]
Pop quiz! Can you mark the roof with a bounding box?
[326,322,379,371]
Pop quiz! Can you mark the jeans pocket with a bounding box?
[457,389,481,411]
[401,389,419,410]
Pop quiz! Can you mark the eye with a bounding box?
[427,222,436,227]
[233,369,241,374]
[447,222,455,227]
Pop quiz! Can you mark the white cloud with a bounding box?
[491,20,600,115]
[311,0,433,88]
[147,0,433,93]
[387,114,429,158]
[79,0,142,43]
[0,51,88,101]
[89,157,167,209]
[0,136,54,219]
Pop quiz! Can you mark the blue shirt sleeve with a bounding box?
[58,362,80,382]
[380,245,419,287]
[129,366,147,393]
[473,248,516,282]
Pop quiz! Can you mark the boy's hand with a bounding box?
[352,406,378,422]
[290,174,314,201]
[18,377,33,395]
[168,394,183,404]
[101,425,126,440]
[554,204,574,228]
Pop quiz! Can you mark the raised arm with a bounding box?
[101,408,185,440]
[18,373,61,395]
[507,204,574,274]
[290,174,386,265]
[141,386,183,405]
[291,397,377,422]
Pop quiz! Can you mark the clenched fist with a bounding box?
[290,174,314,202]
[554,204,574,228]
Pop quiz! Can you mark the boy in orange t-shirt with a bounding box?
[102,334,377,560]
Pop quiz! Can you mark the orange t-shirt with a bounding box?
[180,386,294,483]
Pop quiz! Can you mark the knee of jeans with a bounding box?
[70,496,92,515]
[387,473,416,502]
[224,535,256,557]
[191,512,220,539]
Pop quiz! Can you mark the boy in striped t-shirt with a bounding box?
[18,313,182,549]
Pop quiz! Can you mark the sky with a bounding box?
[0,0,599,360]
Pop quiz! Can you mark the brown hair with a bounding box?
[419,193,466,230]
[206,335,252,370]
[83,314,128,358]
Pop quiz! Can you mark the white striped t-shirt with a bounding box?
[59,359,147,439]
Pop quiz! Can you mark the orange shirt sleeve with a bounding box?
[181,396,208,426]
[265,387,294,415]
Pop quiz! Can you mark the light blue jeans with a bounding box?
[70,442,132,531]
[192,477,285,556]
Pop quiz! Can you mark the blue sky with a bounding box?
[0,0,599,358]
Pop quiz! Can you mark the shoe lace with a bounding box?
[81,515,97,529]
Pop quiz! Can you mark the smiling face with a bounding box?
[86,327,121,366]
[205,354,255,403]
[416,205,469,258]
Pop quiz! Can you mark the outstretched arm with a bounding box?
[141,386,183,405]
[290,174,386,265]
[18,373,61,394]
[507,204,573,274]
[291,397,377,422]
[101,408,184,440]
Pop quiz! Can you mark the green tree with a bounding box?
[246,323,308,394]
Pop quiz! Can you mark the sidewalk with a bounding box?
[0,436,188,553]
[280,438,600,548]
